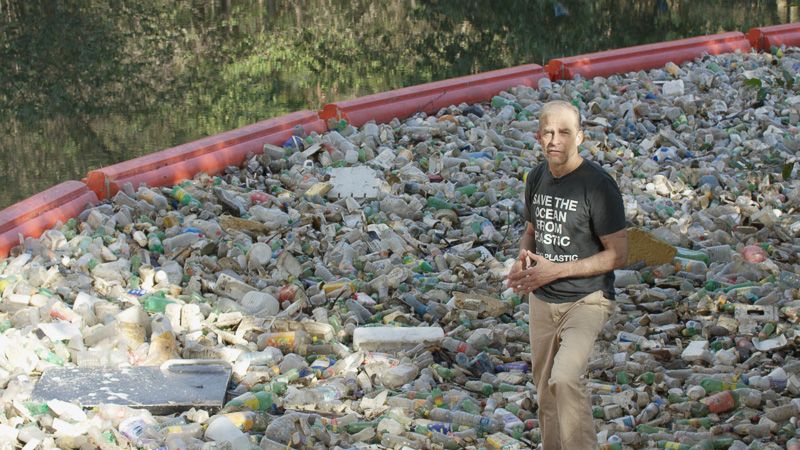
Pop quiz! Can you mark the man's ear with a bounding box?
[576,129,584,146]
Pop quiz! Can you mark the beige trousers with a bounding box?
[528,291,615,450]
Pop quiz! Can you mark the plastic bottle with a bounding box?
[700,378,746,393]
[494,407,525,437]
[160,422,204,439]
[138,188,170,210]
[380,363,419,389]
[223,391,276,412]
[302,382,348,406]
[96,404,156,427]
[236,347,283,367]
[171,186,202,207]
[428,407,502,434]
[703,390,739,414]
[119,416,162,448]
[441,337,477,357]
[673,257,707,274]
[164,433,188,450]
[240,291,280,316]
[495,363,531,373]
[204,415,251,450]
[257,330,311,352]
[146,232,164,253]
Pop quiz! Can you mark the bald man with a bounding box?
[506,100,628,449]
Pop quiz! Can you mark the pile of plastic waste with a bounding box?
[2,45,800,450]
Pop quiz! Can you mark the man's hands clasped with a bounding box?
[504,250,562,296]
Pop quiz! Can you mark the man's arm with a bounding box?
[562,228,628,278]
[506,228,628,295]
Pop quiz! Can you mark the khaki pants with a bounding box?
[528,291,615,450]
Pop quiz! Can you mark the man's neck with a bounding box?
[549,156,584,178]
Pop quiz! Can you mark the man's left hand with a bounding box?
[506,251,562,295]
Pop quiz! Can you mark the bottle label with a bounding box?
[706,392,735,413]
[319,385,343,401]
[456,342,468,353]
[610,415,635,431]
[50,302,79,322]
[478,416,491,431]
[223,412,253,431]
[260,332,296,352]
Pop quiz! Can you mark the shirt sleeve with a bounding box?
[589,174,626,237]
[522,166,537,225]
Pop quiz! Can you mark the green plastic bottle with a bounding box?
[637,424,667,434]
[143,293,176,313]
[249,381,287,396]
[455,184,478,196]
[675,247,710,264]
[700,378,746,393]
[346,421,378,433]
[674,417,712,428]
[689,439,714,450]
[426,196,460,211]
[146,233,163,253]
[491,96,522,111]
[431,364,453,380]
[657,441,691,450]
[223,391,276,412]
[636,372,656,385]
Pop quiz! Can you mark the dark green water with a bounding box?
[0,0,795,209]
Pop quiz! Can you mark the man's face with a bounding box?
[537,106,584,170]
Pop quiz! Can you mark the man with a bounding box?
[505,100,628,449]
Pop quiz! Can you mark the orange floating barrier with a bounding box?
[0,181,98,259]
[86,110,325,200]
[748,23,800,52]
[319,64,547,128]
[545,32,750,81]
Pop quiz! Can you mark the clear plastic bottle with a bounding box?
[119,416,162,448]
[141,314,176,366]
[264,413,312,445]
[138,187,169,210]
[380,363,420,390]
[428,407,502,433]
[160,422,204,439]
[235,347,283,367]
[257,330,311,352]
[204,415,251,450]
[164,433,188,450]
[494,407,525,437]
[95,404,156,427]
[301,382,348,407]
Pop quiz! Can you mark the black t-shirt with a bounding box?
[522,158,626,303]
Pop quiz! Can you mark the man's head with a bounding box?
[536,100,584,177]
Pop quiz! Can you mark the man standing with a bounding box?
[506,100,628,449]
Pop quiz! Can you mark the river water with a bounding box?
[0,0,795,209]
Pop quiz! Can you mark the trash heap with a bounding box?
[2,45,800,450]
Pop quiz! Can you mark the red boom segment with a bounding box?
[86,110,325,200]
[319,64,548,128]
[0,181,98,259]
[545,32,751,81]
[748,23,800,52]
